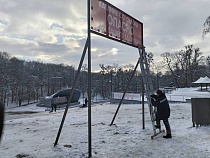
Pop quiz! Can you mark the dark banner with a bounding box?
[91,0,143,48]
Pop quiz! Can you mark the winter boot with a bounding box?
[163,134,172,138]
[49,110,53,113]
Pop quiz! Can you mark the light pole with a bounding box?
[51,77,62,94]
[110,70,116,100]
[156,72,162,89]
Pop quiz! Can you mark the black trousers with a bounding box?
[156,116,171,135]
[51,104,57,112]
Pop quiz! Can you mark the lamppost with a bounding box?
[109,70,116,99]
[51,77,62,94]
[156,72,162,89]
[176,75,180,88]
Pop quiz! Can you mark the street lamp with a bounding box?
[110,70,116,99]
[51,77,62,94]
[156,72,162,89]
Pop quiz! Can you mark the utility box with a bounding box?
[191,98,210,127]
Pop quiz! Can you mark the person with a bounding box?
[150,90,172,138]
[49,99,56,113]
[80,98,88,108]
[84,98,88,107]
[83,98,88,107]
[0,101,4,141]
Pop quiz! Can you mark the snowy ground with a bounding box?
[1,88,210,158]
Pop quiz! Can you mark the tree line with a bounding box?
[0,52,141,106]
[0,44,210,106]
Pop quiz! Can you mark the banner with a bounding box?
[113,92,141,101]
[91,0,143,48]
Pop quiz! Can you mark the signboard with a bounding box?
[91,0,143,48]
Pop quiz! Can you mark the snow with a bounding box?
[193,76,210,84]
[1,87,210,158]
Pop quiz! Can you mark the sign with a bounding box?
[91,0,143,48]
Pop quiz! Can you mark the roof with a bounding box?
[193,76,210,84]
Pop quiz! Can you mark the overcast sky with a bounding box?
[0,0,209,71]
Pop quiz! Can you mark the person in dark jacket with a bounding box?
[49,99,56,113]
[150,90,172,138]
[84,98,88,107]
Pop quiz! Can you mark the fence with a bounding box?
[111,92,189,103]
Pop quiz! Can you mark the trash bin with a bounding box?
[191,98,210,127]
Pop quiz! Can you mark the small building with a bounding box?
[193,76,210,91]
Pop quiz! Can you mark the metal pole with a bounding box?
[110,70,113,100]
[110,59,139,125]
[54,38,88,146]
[0,101,4,141]
[142,78,145,129]
[87,0,92,157]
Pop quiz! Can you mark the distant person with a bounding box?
[150,90,172,138]
[49,100,56,113]
[80,98,88,108]
[0,101,4,141]
[85,98,88,107]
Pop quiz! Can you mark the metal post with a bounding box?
[110,70,113,99]
[0,101,4,141]
[54,38,89,146]
[111,72,112,98]
[87,0,92,157]
[110,59,139,125]
[142,78,145,129]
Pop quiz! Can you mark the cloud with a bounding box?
[34,33,57,44]
[0,0,209,71]
[98,48,118,57]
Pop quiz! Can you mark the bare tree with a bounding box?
[160,52,180,86]
[161,45,204,87]
[202,16,210,38]
[0,52,11,105]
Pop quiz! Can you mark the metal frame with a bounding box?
[87,0,92,157]
[54,38,89,146]
[54,1,145,157]
[110,59,140,125]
